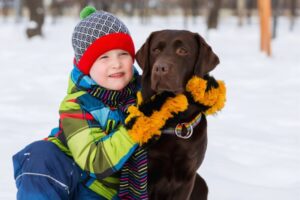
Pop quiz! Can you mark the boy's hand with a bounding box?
[125,94,188,145]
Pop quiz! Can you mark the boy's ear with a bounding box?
[193,33,220,77]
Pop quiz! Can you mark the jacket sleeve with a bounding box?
[59,92,138,180]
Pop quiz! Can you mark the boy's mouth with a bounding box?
[109,72,125,78]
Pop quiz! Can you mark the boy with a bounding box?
[13,6,157,200]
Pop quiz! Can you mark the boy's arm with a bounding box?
[59,94,138,180]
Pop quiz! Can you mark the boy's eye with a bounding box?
[120,52,129,56]
[99,55,108,59]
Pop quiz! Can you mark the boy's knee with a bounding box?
[24,140,60,155]
[13,140,73,178]
[14,140,62,162]
[13,141,53,178]
[13,141,81,198]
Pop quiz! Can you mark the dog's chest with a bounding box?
[148,137,200,171]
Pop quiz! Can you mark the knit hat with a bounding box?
[72,6,135,75]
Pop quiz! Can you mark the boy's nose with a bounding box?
[111,59,121,69]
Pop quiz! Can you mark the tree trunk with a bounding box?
[15,0,24,23]
[77,0,88,11]
[191,0,199,25]
[138,0,150,25]
[1,0,10,19]
[207,0,222,29]
[180,0,189,28]
[50,0,63,24]
[25,0,45,38]
[290,0,297,31]
[237,0,246,26]
[257,0,272,56]
[246,0,255,24]
[272,0,281,39]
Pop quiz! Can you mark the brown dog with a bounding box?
[135,30,220,200]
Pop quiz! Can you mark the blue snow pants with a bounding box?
[12,140,106,200]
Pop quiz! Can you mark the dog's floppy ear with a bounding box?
[135,31,159,71]
[193,33,220,77]
[135,31,160,101]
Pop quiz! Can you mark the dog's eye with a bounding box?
[176,47,188,55]
[152,48,161,54]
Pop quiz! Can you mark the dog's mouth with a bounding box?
[151,76,185,94]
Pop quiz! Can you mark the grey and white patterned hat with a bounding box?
[72,6,135,75]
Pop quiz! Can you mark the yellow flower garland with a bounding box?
[126,76,226,145]
[127,94,188,145]
[186,76,226,115]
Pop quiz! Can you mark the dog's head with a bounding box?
[136,30,219,100]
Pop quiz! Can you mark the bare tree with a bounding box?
[138,0,150,24]
[237,0,246,26]
[24,0,45,38]
[180,0,200,28]
[14,0,24,23]
[258,0,272,56]
[207,0,222,29]
[191,0,199,24]
[50,0,64,24]
[96,0,112,12]
[290,0,297,31]
[116,0,136,16]
[76,0,114,14]
[246,0,255,24]
[1,0,10,20]
[77,0,88,10]
[181,0,189,28]
[272,0,283,38]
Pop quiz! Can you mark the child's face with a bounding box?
[89,49,134,90]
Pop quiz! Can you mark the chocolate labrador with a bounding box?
[135,30,220,200]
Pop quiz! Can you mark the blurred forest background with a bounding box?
[0,0,299,39]
[1,2,300,199]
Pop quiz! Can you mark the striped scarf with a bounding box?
[89,79,137,113]
[118,147,148,200]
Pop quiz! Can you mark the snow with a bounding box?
[1,16,299,199]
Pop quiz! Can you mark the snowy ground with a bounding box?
[1,15,299,199]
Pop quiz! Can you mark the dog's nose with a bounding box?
[154,63,169,74]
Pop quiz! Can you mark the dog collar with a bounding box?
[161,112,202,139]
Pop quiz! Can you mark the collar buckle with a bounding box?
[175,123,193,139]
